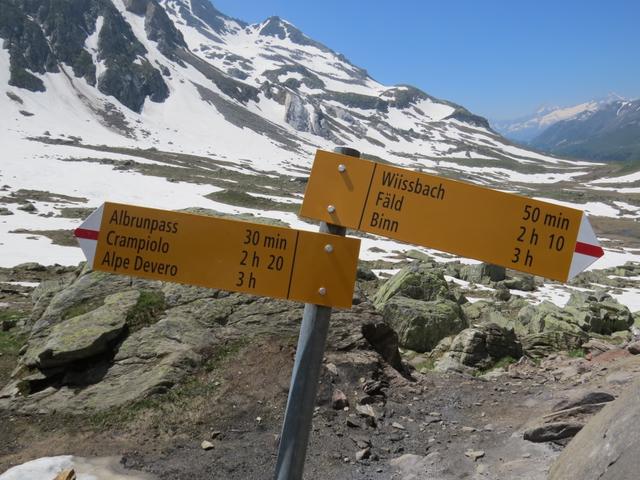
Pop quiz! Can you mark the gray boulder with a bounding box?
[459,263,505,284]
[501,274,535,291]
[612,262,640,277]
[373,263,453,309]
[24,290,140,369]
[549,379,640,480]
[381,296,466,353]
[524,422,583,443]
[31,269,155,335]
[521,331,586,358]
[516,302,588,357]
[1,268,399,414]
[462,297,528,328]
[566,290,633,334]
[29,271,79,324]
[436,323,522,370]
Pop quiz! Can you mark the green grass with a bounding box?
[474,356,518,376]
[415,358,437,372]
[0,309,22,324]
[491,356,517,370]
[202,338,249,372]
[0,330,27,355]
[205,189,299,213]
[567,348,585,358]
[126,290,166,332]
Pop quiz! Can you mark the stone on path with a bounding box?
[355,447,371,461]
[523,422,583,443]
[464,450,485,461]
[201,440,214,450]
[332,389,349,410]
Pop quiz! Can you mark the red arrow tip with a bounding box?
[575,242,604,258]
[74,228,99,240]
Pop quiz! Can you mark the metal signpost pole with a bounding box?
[274,147,361,480]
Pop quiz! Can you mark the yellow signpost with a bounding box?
[300,150,604,282]
[75,202,360,308]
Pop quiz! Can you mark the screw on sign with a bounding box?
[300,150,604,281]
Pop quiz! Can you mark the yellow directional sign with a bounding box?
[300,150,604,282]
[75,202,360,308]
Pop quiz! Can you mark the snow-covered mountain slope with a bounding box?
[1,0,592,175]
[1,0,640,304]
[530,98,640,162]
[492,95,627,143]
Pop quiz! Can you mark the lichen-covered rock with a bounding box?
[515,302,588,357]
[373,263,453,309]
[549,379,640,480]
[566,290,634,334]
[459,263,506,284]
[501,274,536,291]
[29,271,79,325]
[30,269,158,336]
[521,331,586,358]
[24,290,140,369]
[381,296,467,353]
[437,323,522,370]
[462,297,528,329]
[0,267,397,414]
[507,291,634,358]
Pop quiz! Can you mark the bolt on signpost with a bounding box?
[274,147,361,480]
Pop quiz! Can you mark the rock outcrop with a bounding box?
[0,266,401,413]
[373,263,467,353]
[435,323,522,371]
[549,379,640,479]
[381,296,467,353]
[0,0,171,110]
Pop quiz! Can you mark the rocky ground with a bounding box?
[0,260,639,479]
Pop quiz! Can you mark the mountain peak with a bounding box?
[255,14,329,52]
[0,0,529,172]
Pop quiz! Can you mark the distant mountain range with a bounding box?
[494,96,640,162]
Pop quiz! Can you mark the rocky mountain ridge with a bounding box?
[492,94,626,142]
[530,98,640,162]
[2,0,582,177]
[494,95,640,163]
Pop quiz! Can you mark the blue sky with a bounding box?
[211,0,640,121]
